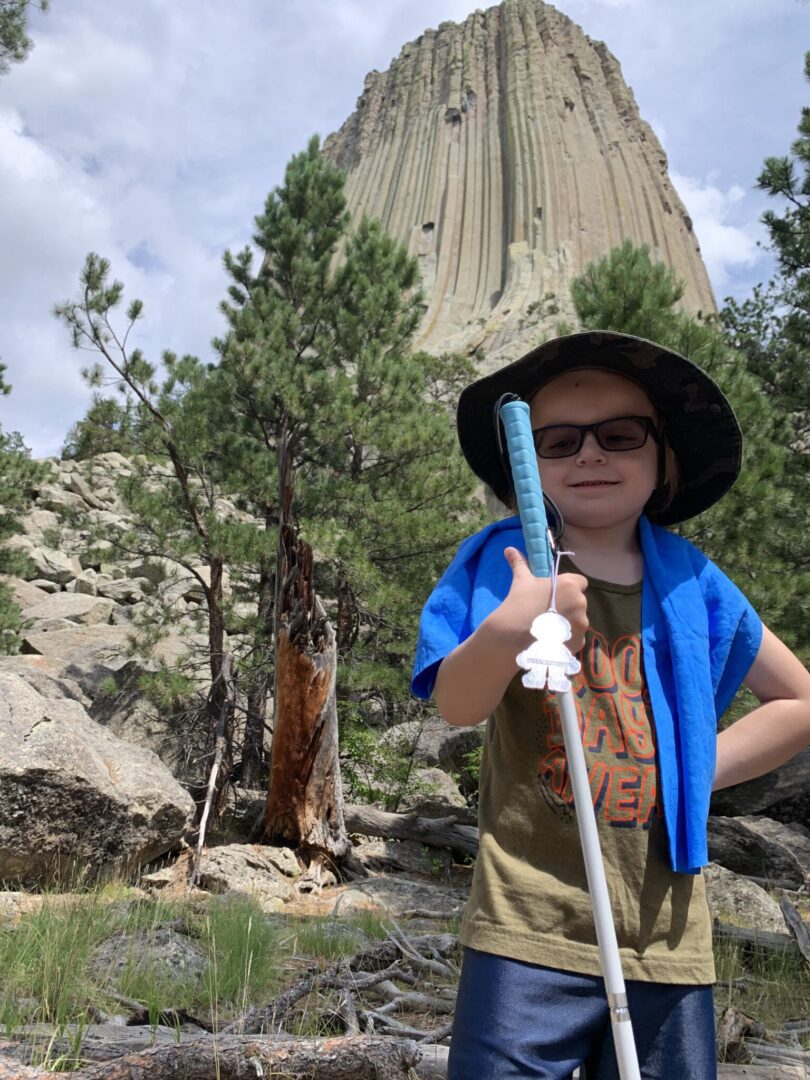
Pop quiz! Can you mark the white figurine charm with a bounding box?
[516,610,581,692]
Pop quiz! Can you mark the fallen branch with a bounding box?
[780,895,810,964]
[344,804,479,857]
[0,1034,421,1079]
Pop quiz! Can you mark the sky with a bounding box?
[0,0,806,458]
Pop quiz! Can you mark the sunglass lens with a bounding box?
[597,418,648,450]
[535,426,582,458]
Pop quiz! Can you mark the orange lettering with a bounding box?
[582,696,628,756]
[604,765,640,824]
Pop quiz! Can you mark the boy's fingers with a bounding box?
[503,546,530,576]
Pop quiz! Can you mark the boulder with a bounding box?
[88,926,207,984]
[397,768,476,824]
[707,816,805,889]
[327,876,467,919]
[21,592,116,627]
[86,657,210,780]
[703,863,785,933]
[97,578,149,604]
[20,508,60,538]
[29,578,61,593]
[711,750,810,829]
[736,816,810,882]
[8,538,82,584]
[191,844,298,911]
[1,576,49,608]
[21,623,130,663]
[0,672,195,886]
[380,716,483,791]
[66,471,109,511]
[35,483,87,513]
[0,657,91,707]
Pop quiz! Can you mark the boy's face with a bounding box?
[528,369,659,532]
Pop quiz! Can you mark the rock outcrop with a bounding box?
[0,671,195,886]
[324,0,715,369]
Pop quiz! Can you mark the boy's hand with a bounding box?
[493,547,588,653]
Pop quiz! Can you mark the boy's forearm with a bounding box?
[716,624,810,790]
[714,699,810,790]
[434,616,532,727]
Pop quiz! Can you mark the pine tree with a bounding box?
[569,242,808,659]
[0,0,48,75]
[54,258,244,810]
[0,363,50,651]
[214,137,482,818]
[62,393,136,461]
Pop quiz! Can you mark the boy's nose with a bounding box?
[576,431,606,462]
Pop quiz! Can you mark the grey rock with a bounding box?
[711,750,810,828]
[66,573,98,596]
[20,509,60,538]
[36,484,86,513]
[330,876,467,919]
[737,816,810,881]
[193,844,298,910]
[66,471,108,511]
[707,816,805,889]
[97,578,149,604]
[703,863,785,933]
[86,657,210,781]
[21,623,130,663]
[0,672,195,886]
[21,592,116,627]
[29,578,61,594]
[380,716,483,791]
[89,926,207,984]
[0,658,91,707]
[353,837,453,877]
[397,767,472,821]
[11,540,82,584]
[2,577,50,608]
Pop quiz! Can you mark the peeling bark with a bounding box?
[263,415,350,871]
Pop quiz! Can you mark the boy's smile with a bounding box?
[529,370,659,535]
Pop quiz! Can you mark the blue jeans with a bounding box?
[448,947,716,1079]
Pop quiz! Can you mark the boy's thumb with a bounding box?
[504,546,530,577]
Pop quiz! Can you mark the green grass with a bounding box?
[283,910,389,961]
[714,936,810,1036]
[0,891,288,1041]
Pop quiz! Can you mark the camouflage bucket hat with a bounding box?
[456,330,742,527]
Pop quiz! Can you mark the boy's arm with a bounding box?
[434,548,588,727]
[714,625,810,790]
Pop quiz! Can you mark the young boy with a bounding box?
[411,331,810,1079]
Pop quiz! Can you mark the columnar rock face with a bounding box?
[324,0,716,369]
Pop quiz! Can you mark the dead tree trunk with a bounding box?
[262,414,352,886]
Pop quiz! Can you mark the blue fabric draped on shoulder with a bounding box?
[410,515,763,874]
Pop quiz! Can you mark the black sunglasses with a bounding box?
[532,416,660,459]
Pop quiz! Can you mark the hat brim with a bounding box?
[456,330,741,526]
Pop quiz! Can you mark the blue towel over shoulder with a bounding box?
[411,515,762,874]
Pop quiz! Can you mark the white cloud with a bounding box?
[670,171,766,294]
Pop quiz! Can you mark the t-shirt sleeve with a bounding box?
[410,517,522,700]
[410,545,476,701]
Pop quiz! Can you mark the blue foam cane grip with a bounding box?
[500,401,553,579]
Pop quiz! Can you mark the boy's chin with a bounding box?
[555,501,649,531]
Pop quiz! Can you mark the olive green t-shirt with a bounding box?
[459,564,715,984]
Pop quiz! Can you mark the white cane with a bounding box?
[498,396,641,1080]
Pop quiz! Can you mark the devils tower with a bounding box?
[324,0,715,369]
